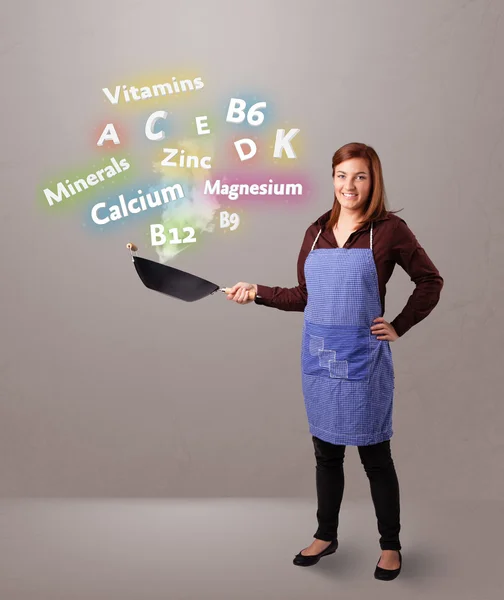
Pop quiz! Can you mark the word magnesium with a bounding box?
[204,178,303,201]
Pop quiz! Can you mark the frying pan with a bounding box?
[126,243,256,302]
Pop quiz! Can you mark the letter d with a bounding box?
[234,138,257,161]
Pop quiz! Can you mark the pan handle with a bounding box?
[221,287,256,301]
[126,242,138,260]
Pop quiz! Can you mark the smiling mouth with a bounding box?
[343,193,357,198]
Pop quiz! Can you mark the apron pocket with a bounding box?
[302,321,370,382]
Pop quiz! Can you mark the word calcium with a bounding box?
[91,184,184,225]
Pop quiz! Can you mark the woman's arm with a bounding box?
[389,218,444,337]
[253,227,313,312]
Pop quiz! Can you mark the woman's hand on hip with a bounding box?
[227,282,258,304]
[370,317,399,341]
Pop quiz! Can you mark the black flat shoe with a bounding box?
[374,550,402,581]
[293,539,338,567]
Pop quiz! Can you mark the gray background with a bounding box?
[1,1,503,598]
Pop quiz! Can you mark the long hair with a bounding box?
[326,142,402,231]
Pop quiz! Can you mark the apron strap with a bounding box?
[311,229,322,251]
[311,221,374,251]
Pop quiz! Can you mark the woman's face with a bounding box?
[333,157,372,215]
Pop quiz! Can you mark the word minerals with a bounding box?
[43,157,130,207]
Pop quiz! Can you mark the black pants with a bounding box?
[312,435,401,551]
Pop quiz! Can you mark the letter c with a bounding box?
[91,202,110,225]
[200,156,212,169]
[128,198,141,213]
[145,110,168,141]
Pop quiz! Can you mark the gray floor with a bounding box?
[0,498,501,600]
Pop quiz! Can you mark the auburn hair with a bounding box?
[326,142,402,232]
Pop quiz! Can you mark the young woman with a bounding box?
[227,142,443,580]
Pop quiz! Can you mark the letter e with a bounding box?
[195,116,210,135]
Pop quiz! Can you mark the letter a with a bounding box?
[97,123,121,146]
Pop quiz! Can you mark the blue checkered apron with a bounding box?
[301,223,394,446]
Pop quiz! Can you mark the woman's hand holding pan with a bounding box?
[227,282,257,304]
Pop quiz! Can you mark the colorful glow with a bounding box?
[152,135,221,262]
[40,72,314,260]
[38,154,134,215]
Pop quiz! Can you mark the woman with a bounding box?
[227,142,443,581]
